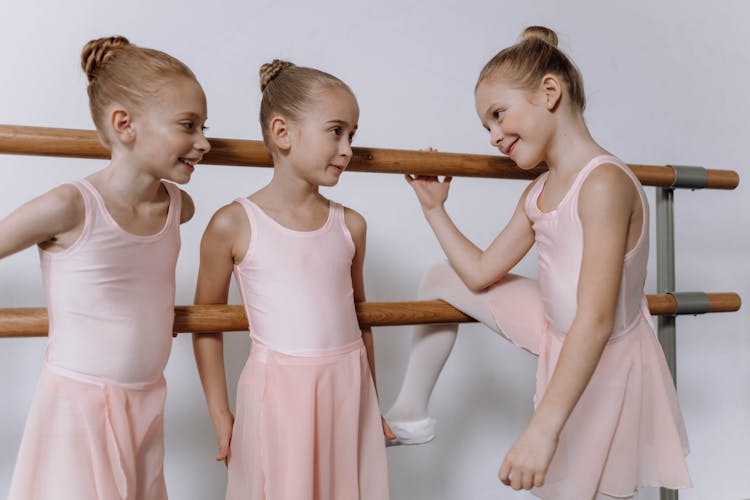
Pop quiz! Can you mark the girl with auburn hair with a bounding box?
[387,26,691,499]
[4,36,209,499]
[193,60,391,499]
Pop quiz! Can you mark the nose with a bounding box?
[196,133,211,154]
[489,125,504,148]
[340,140,353,161]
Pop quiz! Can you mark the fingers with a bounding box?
[498,460,511,486]
[498,462,545,491]
[382,417,397,440]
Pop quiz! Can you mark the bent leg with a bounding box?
[386,262,499,430]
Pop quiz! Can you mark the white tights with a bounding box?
[386,261,505,422]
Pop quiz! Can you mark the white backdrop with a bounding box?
[1,1,748,499]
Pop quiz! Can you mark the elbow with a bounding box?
[463,274,488,293]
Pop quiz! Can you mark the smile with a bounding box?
[505,138,519,156]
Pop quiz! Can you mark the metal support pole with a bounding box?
[656,186,678,500]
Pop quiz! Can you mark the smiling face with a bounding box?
[474,77,553,170]
[287,86,359,187]
[130,76,211,184]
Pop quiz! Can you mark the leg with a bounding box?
[386,261,500,443]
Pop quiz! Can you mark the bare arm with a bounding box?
[499,164,637,490]
[0,184,84,259]
[405,174,537,291]
[192,202,246,462]
[344,207,396,440]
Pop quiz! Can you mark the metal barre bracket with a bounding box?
[668,165,708,189]
[667,292,711,315]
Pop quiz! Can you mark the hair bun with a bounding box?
[520,26,558,47]
[81,36,130,82]
[259,59,295,92]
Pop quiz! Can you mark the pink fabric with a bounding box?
[41,179,181,384]
[10,180,181,498]
[226,340,389,500]
[488,155,691,499]
[233,199,362,355]
[228,198,389,499]
[8,367,168,500]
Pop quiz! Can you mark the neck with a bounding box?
[544,112,608,179]
[256,157,324,209]
[92,157,164,205]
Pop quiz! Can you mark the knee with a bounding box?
[417,261,456,300]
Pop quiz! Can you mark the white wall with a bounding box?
[1,1,748,499]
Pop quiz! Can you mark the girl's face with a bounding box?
[130,76,211,184]
[474,76,553,170]
[287,86,359,187]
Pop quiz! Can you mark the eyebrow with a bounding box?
[326,119,357,130]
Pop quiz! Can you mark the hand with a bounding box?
[213,410,235,466]
[382,415,397,441]
[404,147,452,214]
[498,424,558,490]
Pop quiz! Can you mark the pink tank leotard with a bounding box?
[40,179,181,385]
[529,155,649,338]
[233,198,362,354]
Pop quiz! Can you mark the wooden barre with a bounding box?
[0,125,740,189]
[0,293,741,338]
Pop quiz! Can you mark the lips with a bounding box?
[504,138,519,156]
[329,164,345,174]
[179,157,200,172]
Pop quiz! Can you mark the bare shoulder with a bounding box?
[207,200,249,237]
[179,189,195,224]
[580,163,637,206]
[343,205,367,239]
[39,183,85,227]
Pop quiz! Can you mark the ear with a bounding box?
[109,108,135,145]
[269,115,291,152]
[540,74,562,111]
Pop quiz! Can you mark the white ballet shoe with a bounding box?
[385,417,436,447]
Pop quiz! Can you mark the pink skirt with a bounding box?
[488,277,691,499]
[8,366,167,500]
[226,338,389,500]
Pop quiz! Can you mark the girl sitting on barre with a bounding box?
[193,60,392,500]
[1,36,208,499]
[386,26,691,499]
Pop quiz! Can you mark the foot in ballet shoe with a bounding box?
[385,417,436,447]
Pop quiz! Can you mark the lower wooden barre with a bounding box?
[0,293,741,338]
[0,125,740,189]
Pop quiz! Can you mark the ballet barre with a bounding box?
[0,293,741,338]
[0,125,741,188]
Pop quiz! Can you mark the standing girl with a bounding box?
[386,26,691,499]
[193,60,391,500]
[3,36,209,499]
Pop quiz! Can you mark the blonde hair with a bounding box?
[477,26,586,111]
[81,36,197,145]
[258,60,356,150]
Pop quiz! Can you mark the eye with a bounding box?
[348,131,356,143]
[331,126,343,136]
[201,125,209,133]
[492,109,505,120]
[181,121,194,130]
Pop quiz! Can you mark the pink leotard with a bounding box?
[232,198,362,355]
[40,179,181,385]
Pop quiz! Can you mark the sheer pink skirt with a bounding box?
[8,366,167,500]
[488,277,691,499]
[226,338,389,500]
